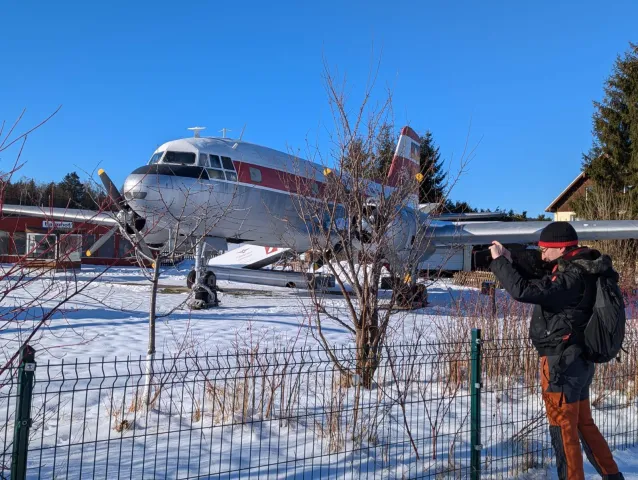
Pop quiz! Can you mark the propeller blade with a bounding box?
[85,226,118,257]
[98,169,126,208]
[97,168,151,259]
[134,236,155,261]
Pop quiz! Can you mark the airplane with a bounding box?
[4,125,638,304]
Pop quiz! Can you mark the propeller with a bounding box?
[98,168,126,207]
[85,226,118,257]
[85,169,154,261]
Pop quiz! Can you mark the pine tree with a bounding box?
[374,123,395,179]
[341,136,376,179]
[418,131,446,204]
[583,43,638,190]
[58,172,85,206]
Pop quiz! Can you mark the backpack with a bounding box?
[583,273,626,363]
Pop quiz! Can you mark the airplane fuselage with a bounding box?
[120,134,436,261]
[122,137,352,251]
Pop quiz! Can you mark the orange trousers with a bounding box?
[541,356,622,480]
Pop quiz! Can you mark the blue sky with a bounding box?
[0,1,636,216]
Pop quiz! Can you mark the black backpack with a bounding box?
[583,272,626,363]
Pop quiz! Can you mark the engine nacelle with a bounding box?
[379,207,441,269]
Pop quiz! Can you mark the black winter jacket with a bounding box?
[490,247,615,357]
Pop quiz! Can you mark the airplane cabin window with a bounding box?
[210,155,222,168]
[225,171,238,182]
[163,151,197,165]
[221,156,235,171]
[207,169,224,180]
[149,152,163,164]
[249,167,262,183]
[199,153,209,166]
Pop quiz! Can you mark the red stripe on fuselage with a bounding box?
[233,160,323,196]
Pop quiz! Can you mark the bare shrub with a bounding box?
[314,372,347,454]
[570,185,638,288]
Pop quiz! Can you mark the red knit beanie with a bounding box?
[538,221,579,248]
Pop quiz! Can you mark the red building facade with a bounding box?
[0,216,139,266]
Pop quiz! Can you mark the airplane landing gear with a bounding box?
[187,270,219,309]
[187,240,219,310]
[395,283,428,309]
[384,272,429,309]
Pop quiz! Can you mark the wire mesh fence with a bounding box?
[0,335,637,479]
[480,335,638,477]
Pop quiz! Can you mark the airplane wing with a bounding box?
[1,204,119,227]
[430,220,638,245]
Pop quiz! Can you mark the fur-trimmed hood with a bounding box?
[556,248,615,276]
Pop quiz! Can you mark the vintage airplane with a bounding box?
[4,125,638,301]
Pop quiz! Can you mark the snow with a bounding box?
[0,263,456,361]
[1,264,638,478]
[522,448,638,478]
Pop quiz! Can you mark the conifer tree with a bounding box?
[418,131,446,204]
[374,123,395,179]
[583,43,638,190]
[58,172,86,206]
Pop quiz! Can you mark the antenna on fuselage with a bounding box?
[232,123,247,149]
[219,128,232,138]
[188,126,206,138]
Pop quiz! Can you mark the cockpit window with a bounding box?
[149,152,164,164]
[205,155,237,182]
[163,151,196,165]
[221,156,235,171]
[209,155,222,169]
[207,169,224,180]
[199,153,209,166]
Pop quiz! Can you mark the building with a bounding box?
[545,172,592,221]
[0,216,139,266]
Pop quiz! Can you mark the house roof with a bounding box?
[545,172,587,212]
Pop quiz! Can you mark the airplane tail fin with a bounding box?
[386,126,421,203]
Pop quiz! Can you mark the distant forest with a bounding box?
[1,172,108,210]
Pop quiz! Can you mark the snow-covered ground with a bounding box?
[1,264,637,479]
[524,449,638,479]
[0,263,462,361]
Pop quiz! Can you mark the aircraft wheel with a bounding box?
[187,270,196,289]
[203,270,217,289]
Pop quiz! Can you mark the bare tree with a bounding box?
[281,63,465,389]
[0,108,113,366]
[570,184,638,288]
[114,170,240,406]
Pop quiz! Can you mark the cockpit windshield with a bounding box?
[149,152,164,164]
[162,151,197,166]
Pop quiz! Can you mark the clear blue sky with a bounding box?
[1,1,636,216]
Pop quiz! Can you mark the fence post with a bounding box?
[11,345,36,480]
[470,328,482,479]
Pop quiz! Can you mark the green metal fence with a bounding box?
[1,332,637,479]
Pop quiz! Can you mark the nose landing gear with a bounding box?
[187,270,219,309]
[187,240,219,310]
